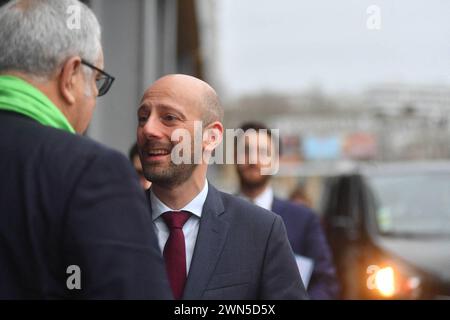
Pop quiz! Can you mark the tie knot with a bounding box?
[162,211,191,229]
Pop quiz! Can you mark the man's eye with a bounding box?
[138,115,148,122]
[162,114,178,122]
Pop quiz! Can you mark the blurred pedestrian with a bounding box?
[235,121,339,299]
[289,184,313,208]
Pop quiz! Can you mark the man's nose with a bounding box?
[142,115,165,139]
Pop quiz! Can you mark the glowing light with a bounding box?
[375,266,395,297]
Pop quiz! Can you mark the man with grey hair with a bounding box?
[0,0,171,299]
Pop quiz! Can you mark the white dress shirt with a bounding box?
[239,185,274,211]
[150,181,208,274]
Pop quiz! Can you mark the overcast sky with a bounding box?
[215,0,450,99]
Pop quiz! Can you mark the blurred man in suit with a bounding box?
[137,74,307,300]
[0,0,170,299]
[235,122,339,299]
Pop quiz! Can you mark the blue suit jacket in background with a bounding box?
[272,197,339,299]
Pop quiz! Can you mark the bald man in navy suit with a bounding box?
[137,75,307,299]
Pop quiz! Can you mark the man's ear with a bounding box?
[58,56,83,105]
[203,121,224,152]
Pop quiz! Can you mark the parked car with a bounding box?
[320,161,450,299]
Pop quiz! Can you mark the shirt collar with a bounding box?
[239,185,274,211]
[150,180,209,221]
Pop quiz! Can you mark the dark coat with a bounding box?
[0,110,171,299]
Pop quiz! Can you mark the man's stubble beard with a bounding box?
[143,161,198,188]
[237,167,271,190]
[142,138,199,188]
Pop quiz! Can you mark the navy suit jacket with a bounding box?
[272,197,339,299]
[147,185,308,300]
[0,111,171,299]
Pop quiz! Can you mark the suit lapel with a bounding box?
[145,188,152,211]
[182,184,229,299]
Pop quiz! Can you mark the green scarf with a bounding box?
[0,75,75,133]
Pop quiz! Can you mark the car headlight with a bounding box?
[366,262,422,299]
[375,266,395,297]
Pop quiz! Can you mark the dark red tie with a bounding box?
[162,210,191,300]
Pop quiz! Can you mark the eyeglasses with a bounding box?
[81,59,115,97]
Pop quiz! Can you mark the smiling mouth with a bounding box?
[147,149,171,156]
[142,149,172,162]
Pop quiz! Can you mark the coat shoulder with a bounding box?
[2,112,123,161]
[273,197,318,224]
[217,190,281,227]
[1,113,133,187]
[35,122,128,171]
